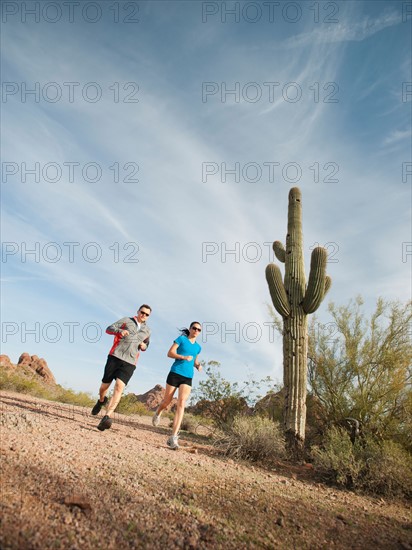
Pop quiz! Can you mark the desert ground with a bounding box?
[0,390,411,549]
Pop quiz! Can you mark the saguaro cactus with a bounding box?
[265,187,331,458]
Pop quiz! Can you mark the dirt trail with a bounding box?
[0,391,411,549]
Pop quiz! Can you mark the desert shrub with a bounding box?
[311,427,362,487]
[0,370,96,406]
[216,414,286,463]
[168,413,201,433]
[358,439,412,498]
[307,298,412,448]
[0,370,50,398]
[192,395,251,431]
[54,387,94,407]
[312,427,412,498]
[116,393,148,416]
[179,413,199,433]
[191,361,275,431]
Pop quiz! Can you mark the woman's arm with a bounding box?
[194,356,202,371]
[167,342,192,361]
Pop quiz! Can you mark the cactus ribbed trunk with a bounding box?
[266,187,331,459]
[283,188,307,454]
[283,315,307,454]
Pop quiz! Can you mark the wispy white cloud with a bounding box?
[285,10,403,48]
[1,2,410,394]
[383,128,412,145]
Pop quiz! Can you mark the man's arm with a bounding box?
[106,318,128,336]
[139,337,150,351]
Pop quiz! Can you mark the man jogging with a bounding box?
[91,304,152,431]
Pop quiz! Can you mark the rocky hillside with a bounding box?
[132,383,177,412]
[0,353,56,385]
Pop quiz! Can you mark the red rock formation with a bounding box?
[133,384,177,411]
[0,355,15,369]
[17,353,56,385]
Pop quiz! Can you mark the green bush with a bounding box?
[54,387,94,407]
[190,361,275,431]
[312,427,412,498]
[162,410,175,421]
[116,393,148,416]
[0,370,93,408]
[216,414,286,463]
[0,370,50,398]
[179,413,200,433]
[311,427,362,487]
[307,298,412,448]
[359,439,412,498]
[191,396,250,431]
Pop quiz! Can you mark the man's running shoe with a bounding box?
[97,415,113,431]
[91,396,108,416]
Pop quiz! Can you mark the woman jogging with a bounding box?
[152,322,202,449]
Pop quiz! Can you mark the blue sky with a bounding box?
[1,0,411,396]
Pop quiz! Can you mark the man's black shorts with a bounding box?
[102,355,135,385]
[166,371,192,388]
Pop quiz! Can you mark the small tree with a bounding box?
[191,361,275,430]
[192,361,237,403]
[308,297,412,450]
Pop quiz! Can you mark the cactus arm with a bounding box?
[324,275,332,297]
[265,264,291,317]
[302,247,327,314]
[273,241,286,263]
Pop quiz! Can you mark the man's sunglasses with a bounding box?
[139,311,150,317]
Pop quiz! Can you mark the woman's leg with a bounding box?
[171,384,191,436]
[156,383,177,415]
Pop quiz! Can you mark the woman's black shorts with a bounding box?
[166,371,192,388]
[102,355,136,385]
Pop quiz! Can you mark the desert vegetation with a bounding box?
[1,296,411,504]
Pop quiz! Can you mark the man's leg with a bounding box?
[99,382,111,401]
[106,377,126,417]
[91,381,111,415]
